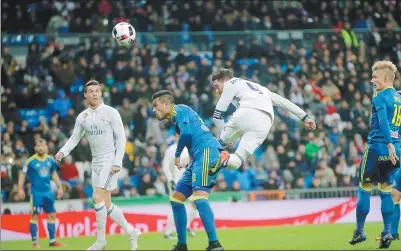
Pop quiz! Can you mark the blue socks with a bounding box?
[356,185,371,234]
[48,220,56,242]
[391,202,400,236]
[194,196,218,242]
[379,189,394,235]
[30,220,38,243]
[170,197,187,244]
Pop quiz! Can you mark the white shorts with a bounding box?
[220,108,273,160]
[91,157,118,191]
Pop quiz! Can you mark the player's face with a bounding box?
[371,69,387,91]
[213,80,225,95]
[84,85,102,107]
[152,98,168,120]
[35,142,47,156]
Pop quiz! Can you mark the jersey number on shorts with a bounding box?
[392,104,401,126]
[246,82,263,94]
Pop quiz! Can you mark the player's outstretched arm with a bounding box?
[110,109,126,171]
[269,91,316,130]
[56,117,84,161]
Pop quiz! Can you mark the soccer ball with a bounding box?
[112,22,136,46]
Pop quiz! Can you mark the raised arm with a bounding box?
[269,91,308,120]
[110,109,126,168]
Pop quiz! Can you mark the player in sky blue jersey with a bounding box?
[349,61,400,249]
[17,138,64,249]
[152,90,224,251]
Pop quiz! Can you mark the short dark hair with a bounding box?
[211,68,234,81]
[152,90,175,104]
[35,138,47,146]
[84,80,100,92]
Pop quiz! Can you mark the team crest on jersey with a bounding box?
[83,113,88,120]
[39,167,49,177]
[101,116,105,121]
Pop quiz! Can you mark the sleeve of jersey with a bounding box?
[110,109,127,168]
[22,159,31,174]
[60,117,85,157]
[269,91,307,119]
[175,110,191,158]
[213,86,236,132]
[162,147,174,182]
[374,96,392,145]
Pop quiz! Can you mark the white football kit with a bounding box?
[213,78,307,160]
[162,143,190,195]
[59,103,126,191]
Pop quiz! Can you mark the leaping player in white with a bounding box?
[210,68,316,172]
[162,134,197,239]
[55,80,141,250]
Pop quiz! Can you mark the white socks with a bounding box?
[94,202,107,242]
[107,203,130,233]
[227,153,243,170]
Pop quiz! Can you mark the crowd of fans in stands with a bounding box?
[2,0,401,203]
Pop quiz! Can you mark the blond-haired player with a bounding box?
[349,61,400,249]
[55,80,141,250]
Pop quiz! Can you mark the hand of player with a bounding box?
[18,188,25,200]
[57,187,64,199]
[227,142,234,148]
[55,152,64,162]
[304,118,316,131]
[174,157,188,170]
[111,165,121,174]
[387,143,399,166]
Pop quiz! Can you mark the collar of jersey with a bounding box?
[33,153,47,161]
[90,102,104,112]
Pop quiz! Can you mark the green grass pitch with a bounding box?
[2,222,400,250]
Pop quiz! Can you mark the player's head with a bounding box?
[84,80,102,107]
[34,138,48,156]
[371,61,398,91]
[212,68,234,95]
[152,90,175,120]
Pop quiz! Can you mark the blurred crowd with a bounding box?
[2,1,401,203]
[2,0,401,34]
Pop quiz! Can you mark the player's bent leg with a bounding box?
[105,192,141,250]
[30,214,39,249]
[87,187,109,250]
[377,182,394,249]
[186,200,197,237]
[192,189,223,251]
[350,182,371,245]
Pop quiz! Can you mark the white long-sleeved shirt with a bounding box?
[213,77,307,132]
[162,143,190,184]
[59,103,126,167]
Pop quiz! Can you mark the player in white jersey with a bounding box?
[211,68,316,171]
[162,134,197,239]
[55,80,141,250]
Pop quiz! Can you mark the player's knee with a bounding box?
[31,214,38,222]
[378,182,392,193]
[392,189,401,202]
[92,190,104,204]
[170,191,186,203]
[359,182,373,191]
[192,190,209,199]
[48,213,56,221]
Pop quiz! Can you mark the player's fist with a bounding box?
[55,152,64,161]
[304,118,316,131]
[111,166,121,174]
[17,188,25,200]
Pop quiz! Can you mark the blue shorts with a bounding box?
[176,147,221,198]
[359,143,400,185]
[30,192,56,214]
[393,167,401,192]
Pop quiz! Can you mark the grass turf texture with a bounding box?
[2,222,400,250]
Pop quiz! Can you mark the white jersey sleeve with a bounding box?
[268,91,307,120]
[213,78,239,132]
[59,113,85,157]
[110,108,126,168]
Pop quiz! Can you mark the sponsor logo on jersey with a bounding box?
[391,130,399,138]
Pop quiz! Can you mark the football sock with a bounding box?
[30,220,38,243]
[107,203,131,233]
[94,201,107,242]
[193,196,218,242]
[356,185,371,234]
[392,202,400,235]
[379,189,394,235]
[170,197,187,244]
[47,220,56,243]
